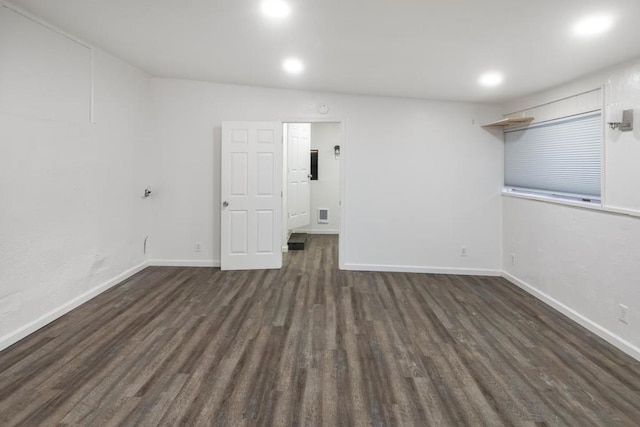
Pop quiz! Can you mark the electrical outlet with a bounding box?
[619,304,628,324]
[461,246,468,257]
[511,253,516,265]
[195,242,202,252]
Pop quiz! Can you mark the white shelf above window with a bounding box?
[482,117,534,128]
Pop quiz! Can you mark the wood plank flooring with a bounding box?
[1,235,640,426]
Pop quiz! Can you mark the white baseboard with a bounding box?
[147,259,220,267]
[295,229,339,235]
[501,271,640,362]
[0,261,149,352]
[343,263,501,276]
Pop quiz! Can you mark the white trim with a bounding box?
[503,88,601,120]
[343,263,501,276]
[280,116,345,124]
[295,229,339,235]
[504,109,601,133]
[147,259,220,268]
[600,85,607,207]
[338,121,347,270]
[501,271,640,362]
[504,187,600,205]
[0,261,149,352]
[502,190,640,219]
[89,48,96,124]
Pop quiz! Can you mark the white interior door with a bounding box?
[221,122,282,270]
[286,123,311,230]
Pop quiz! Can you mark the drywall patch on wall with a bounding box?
[0,10,154,350]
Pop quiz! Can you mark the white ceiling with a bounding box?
[8,0,640,102]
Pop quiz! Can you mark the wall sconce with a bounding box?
[608,109,634,132]
[334,145,341,158]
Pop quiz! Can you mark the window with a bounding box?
[504,111,602,203]
[310,150,318,180]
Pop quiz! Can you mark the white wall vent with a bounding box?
[318,208,329,224]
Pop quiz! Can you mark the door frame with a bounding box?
[281,118,347,270]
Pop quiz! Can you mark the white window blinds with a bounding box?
[504,111,602,201]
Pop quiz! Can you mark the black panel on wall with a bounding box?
[310,150,318,180]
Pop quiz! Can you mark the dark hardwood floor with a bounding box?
[1,235,640,426]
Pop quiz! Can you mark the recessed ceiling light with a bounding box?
[283,58,304,75]
[573,15,613,37]
[261,0,291,19]
[478,72,504,87]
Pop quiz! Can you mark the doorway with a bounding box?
[282,122,342,252]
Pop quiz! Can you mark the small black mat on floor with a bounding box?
[288,233,307,251]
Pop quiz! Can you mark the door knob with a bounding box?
[307,174,313,179]
[222,201,229,208]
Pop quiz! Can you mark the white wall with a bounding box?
[300,123,341,234]
[151,78,504,274]
[0,7,154,350]
[502,58,640,360]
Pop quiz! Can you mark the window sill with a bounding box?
[501,189,640,219]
